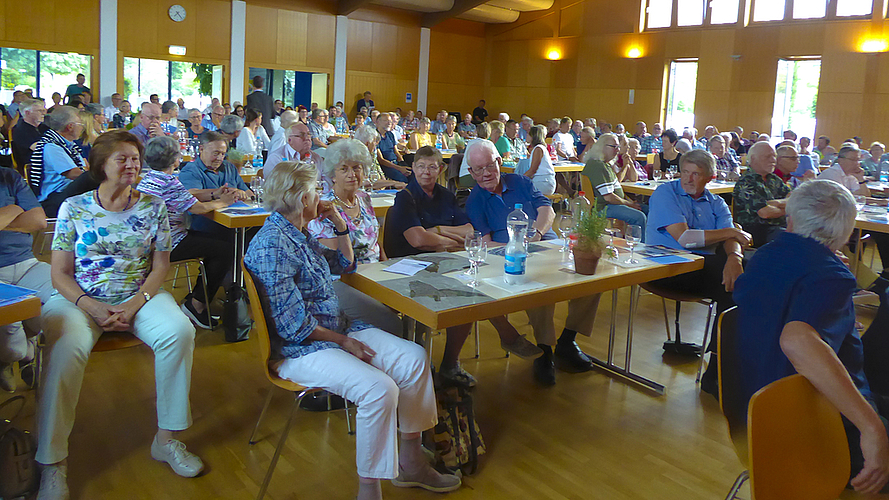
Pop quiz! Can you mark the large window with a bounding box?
[837,0,872,16]
[710,0,741,24]
[677,0,705,26]
[249,67,328,109]
[646,0,673,29]
[0,47,90,104]
[794,0,827,19]
[753,0,785,21]
[753,0,872,22]
[644,0,740,29]
[665,60,698,131]
[771,58,821,141]
[123,57,221,110]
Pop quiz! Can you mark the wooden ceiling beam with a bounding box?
[421,0,490,28]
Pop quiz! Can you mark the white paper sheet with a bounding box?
[383,259,433,276]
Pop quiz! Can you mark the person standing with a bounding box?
[356,91,374,115]
[245,75,275,137]
[64,74,90,101]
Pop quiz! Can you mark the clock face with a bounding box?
[169,4,186,22]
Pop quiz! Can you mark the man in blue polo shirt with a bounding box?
[464,140,600,386]
[646,149,751,393]
[734,179,889,495]
[375,113,410,183]
[0,167,54,392]
[179,131,253,240]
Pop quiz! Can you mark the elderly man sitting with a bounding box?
[464,140,601,386]
[265,122,323,175]
[217,114,244,147]
[202,105,224,131]
[646,149,751,393]
[28,106,87,217]
[270,110,298,152]
[733,142,791,247]
[11,98,48,171]
[734,179,889,496]
[375,113,410,183]
[639,122,663,154]
[429,110,448,135]
[130,103,167,145]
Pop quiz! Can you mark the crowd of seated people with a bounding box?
[10,79,889,498]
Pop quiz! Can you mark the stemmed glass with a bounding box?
[605,218,620,259]
[652,169,663,182]
[558,213,574,253]
[466,239,487,288]
[251,177,264,207]
[366,168,381,193]
[668,165,678,181]
[625,224,642,264]
[463,231,483,277]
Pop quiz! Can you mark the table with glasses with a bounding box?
[621,180,736,196]
[500,161,585,174]
[340,240,703,395]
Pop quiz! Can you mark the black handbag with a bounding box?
[223,284,252,343]
[0,396,38,499]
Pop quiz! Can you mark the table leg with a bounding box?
[607,289,618,365]
[854,227,863,277]
[234,228,246,287]
[588,285,666,396]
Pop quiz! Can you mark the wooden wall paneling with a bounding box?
[729,91,775,136]
[662,30,702,60]
[815,92,864,140]
[426,82,484,116]
[526,40,554,86]
[347,20,374,73]
[874,53,889,94]
[306,13,336,70]
[820,52,866,93]
[6,0,54,45]
[697,30,735,92]
[629,89,663,125]
[867,94,889,143]
[244,4,277,65]
[370,23,398,75]
[559,2,585,37]
[154,0,197,56]
[501,40,530,87]
[57,0,100,51]
[777,24,825,56]
[493,13,557,42]
[193,0,232,61]
[694,90,732,130]
[276,10,309,67]
[345,71,417,113]
[119,1,158,56]
[395,25,421,78]
[0,1,6,41]
[573,88,602,121]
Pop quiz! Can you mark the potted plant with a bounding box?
[572,208,610,275]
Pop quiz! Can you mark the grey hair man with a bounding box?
[29,106,87,216]
[12,98,48,169]
[218,114,244,143]
[270,110,298,151]
[463,139,602,386]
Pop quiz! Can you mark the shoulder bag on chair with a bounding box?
[223,283,252,343]
[0,396,38,499]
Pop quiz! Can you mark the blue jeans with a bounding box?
[605,204,648,242]
[380,164,410,183]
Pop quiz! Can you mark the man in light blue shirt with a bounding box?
[130,103,167,145]
[429,110,448,135]
[201,105,224,132]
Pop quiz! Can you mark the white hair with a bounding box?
[676,138,693,153]
[498,112,510,122]
[586,132,617,161]
[262,161,317,215]
[353,124,379,144]
[322,138,372,178]
[786,179,856,252]
[465,139,500,168]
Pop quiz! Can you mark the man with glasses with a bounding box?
[202,105,225,132]
[819,143,871,196]
[733,142,791,248]
[464,139,602,386]
[29,106,87,217]
[104,92,123,121]
[11,98,48,171]
[265,122,322,173]
[130,103,167,145]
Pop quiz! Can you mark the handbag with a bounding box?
[223,283,252,343]
[0,396,38,499]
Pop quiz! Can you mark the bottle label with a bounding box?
[504,253,526,275]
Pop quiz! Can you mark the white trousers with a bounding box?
[36,291,196,464]
[0,258,54,363]
[277,328,436,479]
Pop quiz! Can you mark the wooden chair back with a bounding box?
[747,374,850,500]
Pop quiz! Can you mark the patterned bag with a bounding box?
[431,385,485,475]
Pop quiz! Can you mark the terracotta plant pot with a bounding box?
[573,247,602,276]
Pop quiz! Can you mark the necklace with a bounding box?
[95,187,133,211]
[333,191,357,210]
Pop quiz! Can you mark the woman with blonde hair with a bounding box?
[408,117,435,151]
[76,104,105,159]
[524,124,556,195]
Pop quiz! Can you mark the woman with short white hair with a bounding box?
[355,125,405,191]
[245,162,460,499]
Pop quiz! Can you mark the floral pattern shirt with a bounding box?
[52,192,172,305]
[307,191,380,268]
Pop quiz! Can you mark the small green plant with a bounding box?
[226,149,245,168]
[573,208,608,254]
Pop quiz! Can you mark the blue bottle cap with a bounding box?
[515,203,522,209]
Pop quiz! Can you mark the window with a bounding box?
[123,57,221,111]
[793,0,827,19]
[0,47,89,104]
[710,0,740,24]
[771,58,821,141]
[836,0,872,17]
[665,60,698,132]
[677,0,705,26]
[753,0,785,21]
[646,0,673,29]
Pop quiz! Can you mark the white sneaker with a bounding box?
[150,437,204,478]
[37,464,69,500]
[0,362,15,393]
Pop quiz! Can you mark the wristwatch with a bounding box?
[142,291,151,303]
[334,227,350,236]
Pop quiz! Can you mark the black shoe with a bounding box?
[553,341,594,373]
[19,358,36,390]
[533,355,556,386]
[180,299,219,330]
[700,363,719,399]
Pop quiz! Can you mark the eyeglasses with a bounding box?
[290,133,310,139]
[605,144,619,149]
[470,163,499,174]
[336,165,364,176]
[212,112,224,116]
[413,163,441,172]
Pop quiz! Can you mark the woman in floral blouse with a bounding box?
[308,139,402,335]
[245,162,460,499]
[36,130,202,499]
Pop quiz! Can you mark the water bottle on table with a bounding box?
[504,204,529,285]
[253,143,264,170]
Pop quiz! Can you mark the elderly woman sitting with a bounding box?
[408,117,434,151]
[355,125,406,191]
[384,147,541,386]
[37,130,202,498]
[709,134,741,181]
[137,135,238,329]
[614,136,647,182]
[307,139,402,335]
[244,162,460,499]
[442,115,465,152]
[581,133,647,233]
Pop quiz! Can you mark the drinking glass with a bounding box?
[251,177,264,206]
[558,214,574,253]
[652,169,663,182]
[625,224,642,264]
[855,195,866,212]
[605,218,620,258]
[668,165,678,181]
[366,168,380,192]
[467,241,487,288]
[463,231,483,276]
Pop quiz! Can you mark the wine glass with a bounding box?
[855,195,866,212]
[652,169,663,182]
[251,177,264,206]
[463,231,483,276]
[605,218,620,259]
[668,165,678,181]
[366,167,380,192]
[625,224,642,264]
[467,241,487,287]
[558,213,574,253]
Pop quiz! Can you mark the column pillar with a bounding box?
[333,15,348,106]
[230,0,247,104]
[98,0,117,105]
[417,27,431,115]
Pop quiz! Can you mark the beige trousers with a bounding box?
[526,294,602,345]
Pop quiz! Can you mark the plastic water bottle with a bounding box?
[253,142,264,170]
[571,191,591,218]
[504,204,529,285]
[436,133,443,150]
[177,122,187,153]
[880,162,888,183]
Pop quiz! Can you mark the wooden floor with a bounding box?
[7,260,887,499]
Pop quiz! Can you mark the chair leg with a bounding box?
[724,470,749,500]
[256,391,307,500]
[248,388,275,445]
[198,260,213,330]
[173,264,182,289]
[185,264,193,294]
[661,297,671,341]
[344,401,355,435]
[696,301,716,383]
[473,321,480,359]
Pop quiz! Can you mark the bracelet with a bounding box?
[211,193,217,200]
[859,180,867,184]
[334,227,350,236]
[75,293,88,307]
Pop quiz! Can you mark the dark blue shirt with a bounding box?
[385,178,471,258]
[178,157,250,234]
[0,167,40,268]
[733,231,868,412]
[465,173,556,244]
[378,130,398,163]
